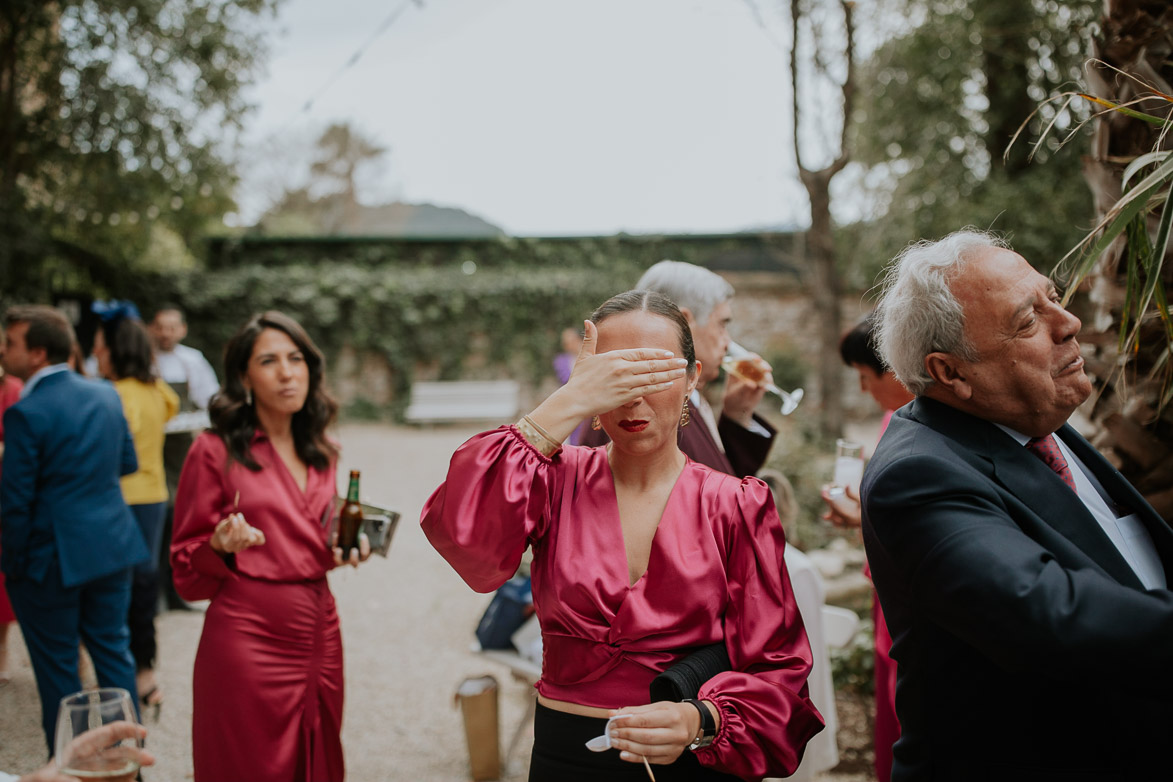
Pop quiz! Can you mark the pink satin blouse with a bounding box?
[421,426,824,779]
[171,430,337,601]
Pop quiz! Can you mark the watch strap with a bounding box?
[683,698,716,750]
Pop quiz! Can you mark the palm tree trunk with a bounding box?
[1079,0,1173,519]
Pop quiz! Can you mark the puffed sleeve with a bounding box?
[421,426,557,593]
[170,433,234,600]
[695,478,825,779]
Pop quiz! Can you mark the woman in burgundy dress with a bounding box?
[171,311,368,782]
[423,291,823,781]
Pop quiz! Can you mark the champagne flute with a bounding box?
[55,688,142,782]
[721,341,804,415]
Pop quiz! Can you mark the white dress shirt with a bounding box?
[154,344,219,409]
[997,424,1166,590]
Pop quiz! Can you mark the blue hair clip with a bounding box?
[91,299,142,323]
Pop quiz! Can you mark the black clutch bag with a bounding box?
[648,643,730,702]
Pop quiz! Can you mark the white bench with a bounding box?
[404,380,521,424]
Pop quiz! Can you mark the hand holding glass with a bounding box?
[55,688,143,782]
[721,342,804,415]
[829,439,864,498]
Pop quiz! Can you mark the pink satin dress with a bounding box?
[421,426,824,780]
[171,431,344,782]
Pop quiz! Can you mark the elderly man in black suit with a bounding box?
[861,229,1173,782]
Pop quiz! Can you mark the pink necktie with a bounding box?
[1025,435,1078,495]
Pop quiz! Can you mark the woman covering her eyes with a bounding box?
[422,291,823,781]
[171,311,369,782]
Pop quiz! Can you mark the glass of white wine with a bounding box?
[827,438,864,499]
[721,341,804,415]
[55,688,142,782]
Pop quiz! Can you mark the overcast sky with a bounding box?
[233,0,863,236]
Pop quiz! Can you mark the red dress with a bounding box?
[422,426,824,780]
[0,374,25,626]
[171,431,343,782]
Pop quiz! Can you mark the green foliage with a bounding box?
[849,0,1099,276]
[0,0,279,297]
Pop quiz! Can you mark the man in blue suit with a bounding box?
[862,231,1173,781]
[0,305,148,749]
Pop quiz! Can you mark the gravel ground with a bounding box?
[0,422,877,782]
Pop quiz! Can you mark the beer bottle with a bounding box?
[338,470,363,557]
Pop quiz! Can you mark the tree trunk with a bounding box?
[800,168,844,439]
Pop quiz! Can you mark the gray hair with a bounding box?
[874,229,1007,395]
[636,260,734,326]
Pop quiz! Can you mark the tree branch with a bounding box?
[829,0,856,176]
[791,0,805,174]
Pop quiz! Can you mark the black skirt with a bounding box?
[528,702,742,782]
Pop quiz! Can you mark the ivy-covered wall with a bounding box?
[49,232,808,420]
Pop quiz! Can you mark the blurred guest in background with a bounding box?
[171,311,368,782]
[0,305,145,749]
[553,326,587,445]
[149,305,219,410]
[92,301,178,719]
[581,261,775,478]
[820,313,912,782]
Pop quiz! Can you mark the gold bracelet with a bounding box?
[517,416,563,458]
[524,415,559,446]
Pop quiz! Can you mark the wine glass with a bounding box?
[721,341,804,415]
[55,688,143,782]
[828,439,864,499]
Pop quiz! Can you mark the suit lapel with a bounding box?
[678,400,734,475]
[1059,426,1173,580]
[912,399,1144,589]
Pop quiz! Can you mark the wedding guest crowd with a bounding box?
[5,224,1173,782]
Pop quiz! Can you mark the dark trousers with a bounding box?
[7,564,139,750]
[529,703,740,782]
[128,501,167,669]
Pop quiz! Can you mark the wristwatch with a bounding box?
[683,698,717,750]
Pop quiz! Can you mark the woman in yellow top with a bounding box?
[92,303,179,717]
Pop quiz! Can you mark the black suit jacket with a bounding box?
[861,397,1173,782]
